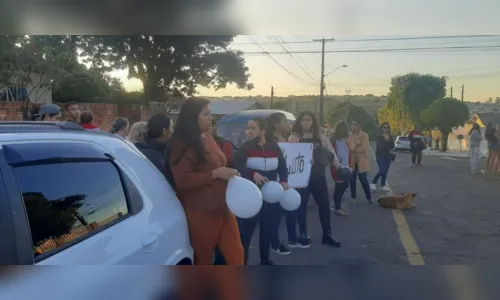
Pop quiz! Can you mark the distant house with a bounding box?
[450,112,500,156]
[209,99,264,120]
[0,72,53,104]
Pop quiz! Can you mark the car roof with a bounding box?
[0,121,118,143]
[217,109,296,125]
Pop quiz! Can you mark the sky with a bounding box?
[107,0,500,102]
[113,35,500,103]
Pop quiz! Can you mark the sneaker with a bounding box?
[322,234,341,248]
[260,259,275,265]
[380,186,390,192]
[297,235,311,248]
[271,244,291,255]
[368,199,374,204]
[335,208,349,216]
[351,198,357,204]
[369,183,377,191]
[411,163,417,167]
[288,241,302,248]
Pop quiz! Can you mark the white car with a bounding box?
[0,121,193,266]
[394,136,411,152]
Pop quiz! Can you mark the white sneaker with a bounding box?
[369,183,377,191]
[380,186,390,192]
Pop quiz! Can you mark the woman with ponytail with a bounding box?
[110,117,130,139]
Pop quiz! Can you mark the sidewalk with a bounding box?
[423,149,471,158]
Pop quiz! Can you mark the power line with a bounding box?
[270,35,318,82]
[242,45,500,55]
[248,36,315,84]
[233,35,499,45]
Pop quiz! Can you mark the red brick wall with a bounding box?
[0,102,26,121]
[0,101,175,130]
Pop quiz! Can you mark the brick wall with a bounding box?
[0,101,176,130]
[0,102,26,121]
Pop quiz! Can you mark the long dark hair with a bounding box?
[291,111,320,139]
[485,122,496,142]
[331,120,349,143]
[110,117,129,134]
[469,122,481,135]
[265,112,286,140]
[171,97,210,164]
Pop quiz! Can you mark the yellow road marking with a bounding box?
[369,148,425,265]
[388,194,425,265]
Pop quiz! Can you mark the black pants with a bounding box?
[411,148,423,164]
[333,181,349,210]
[292,172,331,239]
[271,208,296,248]
[238,202,281,264]
[213,247,226,265]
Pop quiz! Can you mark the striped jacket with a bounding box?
[235,137,288,184]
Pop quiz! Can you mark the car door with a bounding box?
[0,140,154,265]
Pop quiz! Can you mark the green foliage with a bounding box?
[389,73,447,122]
[327,102,376,136]
[420,98,470,133]
[76,35,254,102]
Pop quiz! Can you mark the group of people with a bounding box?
[30,99,401,266]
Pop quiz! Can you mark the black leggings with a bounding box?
[238,202,281,264]
[411,148,423,164]
[293,173,331,238]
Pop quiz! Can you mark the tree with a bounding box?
[486,97,493,104]
[420,97,469,152]
[76,35,254,105]
[0,35,123,104]
[389,73,447,122]
[328,103,376,137]
[495,97,500,104]
[23,192,87,247]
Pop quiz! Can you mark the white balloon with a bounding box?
[261,181,285,203]
[280,188,301,211]
[226,176,263,219]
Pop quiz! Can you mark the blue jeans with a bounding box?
[372,155,392,187]
[349,163,372,201]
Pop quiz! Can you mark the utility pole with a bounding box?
[296,99,299,115]
[450,86,453,98]
[313,38,335,126]
[270,86,274,109]
[461,84,464,102]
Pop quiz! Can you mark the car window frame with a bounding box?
[0,159,18,264]
[0,147,144,264]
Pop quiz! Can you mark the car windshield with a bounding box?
[398,136,409,141]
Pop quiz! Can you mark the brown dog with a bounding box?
[377,193,418,210]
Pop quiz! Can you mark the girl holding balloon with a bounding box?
[265,112,295,256]
[288,111,342,249]
[235,116,290,265]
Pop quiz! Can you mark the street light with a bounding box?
[325,64,348,77]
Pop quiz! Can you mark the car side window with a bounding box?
[13,161,130,259]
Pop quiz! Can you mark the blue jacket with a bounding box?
[235,137,288,184]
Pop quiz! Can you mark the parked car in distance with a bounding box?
[0,121,193,266]
[216,109,296,148]
[394,136,411,152]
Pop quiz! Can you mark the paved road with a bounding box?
[247,145,500,266]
